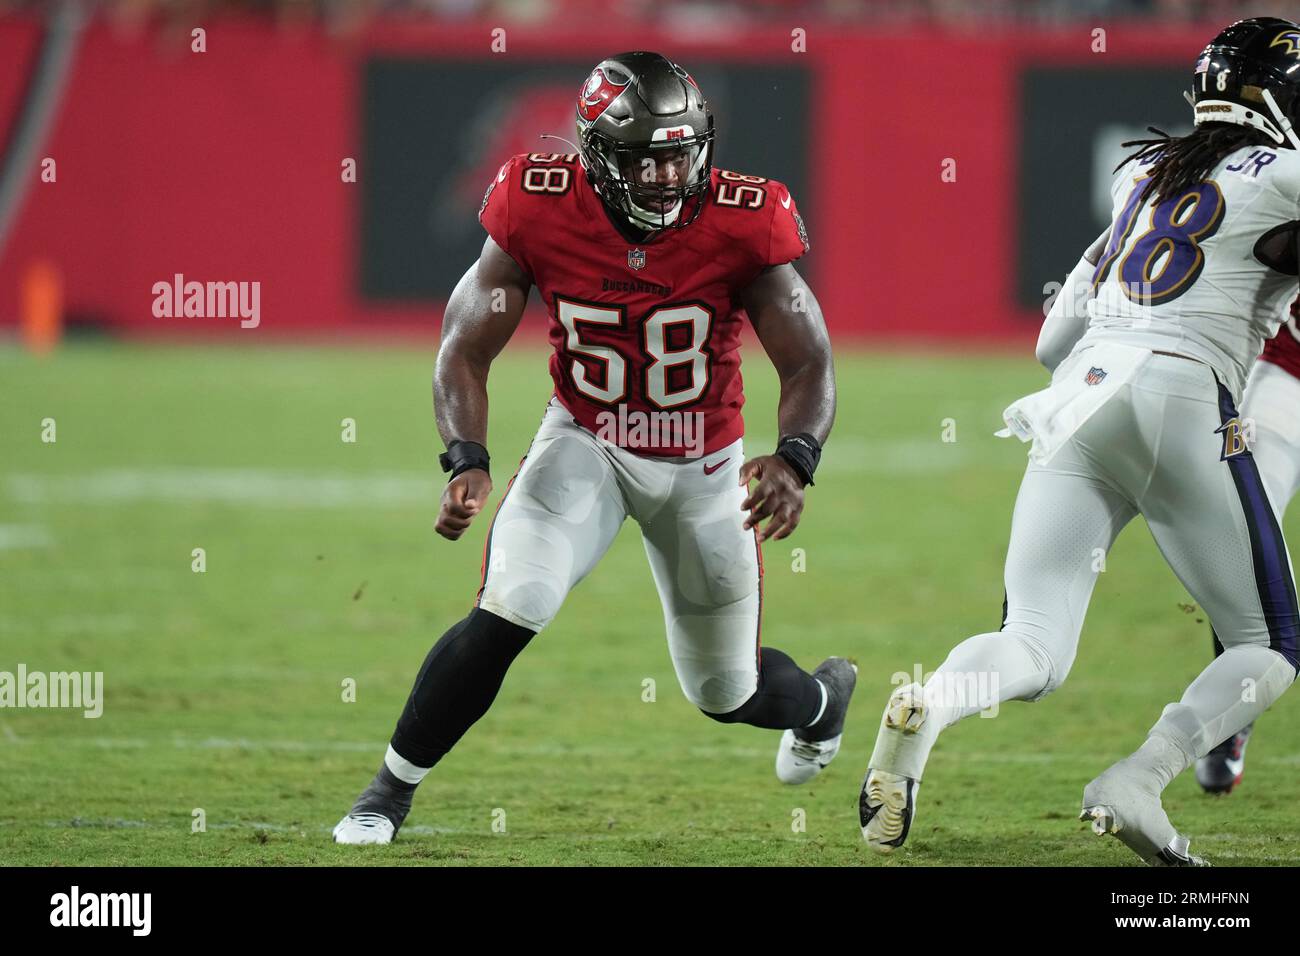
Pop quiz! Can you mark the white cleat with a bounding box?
[860,682,928,854]
[776,729,843,785]
[332,812,396,845]
[883,681,927,734]
[1080,767,1207,866]
[860,768,919,854]
[775,658,858,785]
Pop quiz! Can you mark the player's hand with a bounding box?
[435,468,492,541]
[739,455,805,543]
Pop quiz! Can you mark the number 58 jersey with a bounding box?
[478,152,810,457]
[1086,144,1300,400]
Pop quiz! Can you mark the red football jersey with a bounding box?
[1260,297,1300,380]
[478,151,809,457]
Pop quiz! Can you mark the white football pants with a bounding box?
[475,398,763,713]
[873,352,1299,780]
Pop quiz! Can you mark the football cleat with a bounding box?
[332,769,415,845]
[860,682,928,854]
[860,769,919,854]
[775,658,858,785]
[1194,723,1253,795]
[332,812,396,846]
[1080,765,1207,866]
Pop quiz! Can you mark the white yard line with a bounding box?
[19,734,1300,768]
[2,442,988,511]
[0,524,52,549]
[6,470,433,508]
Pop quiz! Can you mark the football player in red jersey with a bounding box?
[1197,294,1300,794]
[333,52,854,844]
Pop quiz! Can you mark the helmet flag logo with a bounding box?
[578,68,631,123]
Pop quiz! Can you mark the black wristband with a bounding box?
[775,433,821,487]
[439,440,491,480]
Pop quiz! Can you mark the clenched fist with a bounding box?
[435,468,493,541]
[739,455,805,543]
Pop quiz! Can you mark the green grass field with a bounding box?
[2,341,1298,866]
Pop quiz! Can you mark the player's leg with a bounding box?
[1197,360,1300,792]
[632,442,856,784]
[861,444,1137,853]
[1083,375,1298,864]
[334,407,628,843]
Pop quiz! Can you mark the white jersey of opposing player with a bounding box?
[1082,143,1300,399]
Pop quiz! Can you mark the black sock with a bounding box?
[389,608,535,769]
[701,647,822,730]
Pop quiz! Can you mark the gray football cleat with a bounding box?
[775,658,858,785]
[332,769,415,845]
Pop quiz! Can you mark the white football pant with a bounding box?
[476,398,763,714]
[872,352,1299,781]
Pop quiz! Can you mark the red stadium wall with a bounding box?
[0,17,1216,343]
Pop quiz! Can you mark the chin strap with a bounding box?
[1191,92,1300,150]
[626,197,682,229]
[1262,89,1300,151]
[1193,97,1287,144]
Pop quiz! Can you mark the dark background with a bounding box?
[361,59,811,300]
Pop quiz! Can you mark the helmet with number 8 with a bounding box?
[1193,17,1300,148]
[574,51,716,231]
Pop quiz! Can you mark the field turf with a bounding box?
[2,342,1298,866]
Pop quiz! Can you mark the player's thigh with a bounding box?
[477,415,627,632]
[639,457,760,713]
[1143,387,1298,662]
[1001,446,1137,684]
[1242,360,1300,515]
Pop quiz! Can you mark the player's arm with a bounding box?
[432,235,531,541]
[738,262,835,543]
[1036,228,1111,373]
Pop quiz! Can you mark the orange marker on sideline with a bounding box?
[21,259,63,355]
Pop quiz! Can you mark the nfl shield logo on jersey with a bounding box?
[1085,366,1107,386]
[627,248,646,271]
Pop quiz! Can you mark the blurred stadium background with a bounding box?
[3,0,1296,343]
[3,0,1300,866]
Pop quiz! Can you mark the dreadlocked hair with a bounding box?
[1115,123,1274,204]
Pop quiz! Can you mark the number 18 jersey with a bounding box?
[1084,144,1300,399]
[478,152,810,457]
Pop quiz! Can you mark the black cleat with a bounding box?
[1195,723,1253,795]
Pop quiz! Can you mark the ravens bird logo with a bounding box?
[1270,30,1300,58]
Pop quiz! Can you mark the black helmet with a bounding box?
[574,52,715,230]
[1192,17,1300,148]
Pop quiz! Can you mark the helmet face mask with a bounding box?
[575,52,716,232]
[1192,17,1300,148]
[587,128,713,229]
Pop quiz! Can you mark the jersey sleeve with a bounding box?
[1110,156,1142,210]
[765,181,811,267]
[478,155,522,263]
